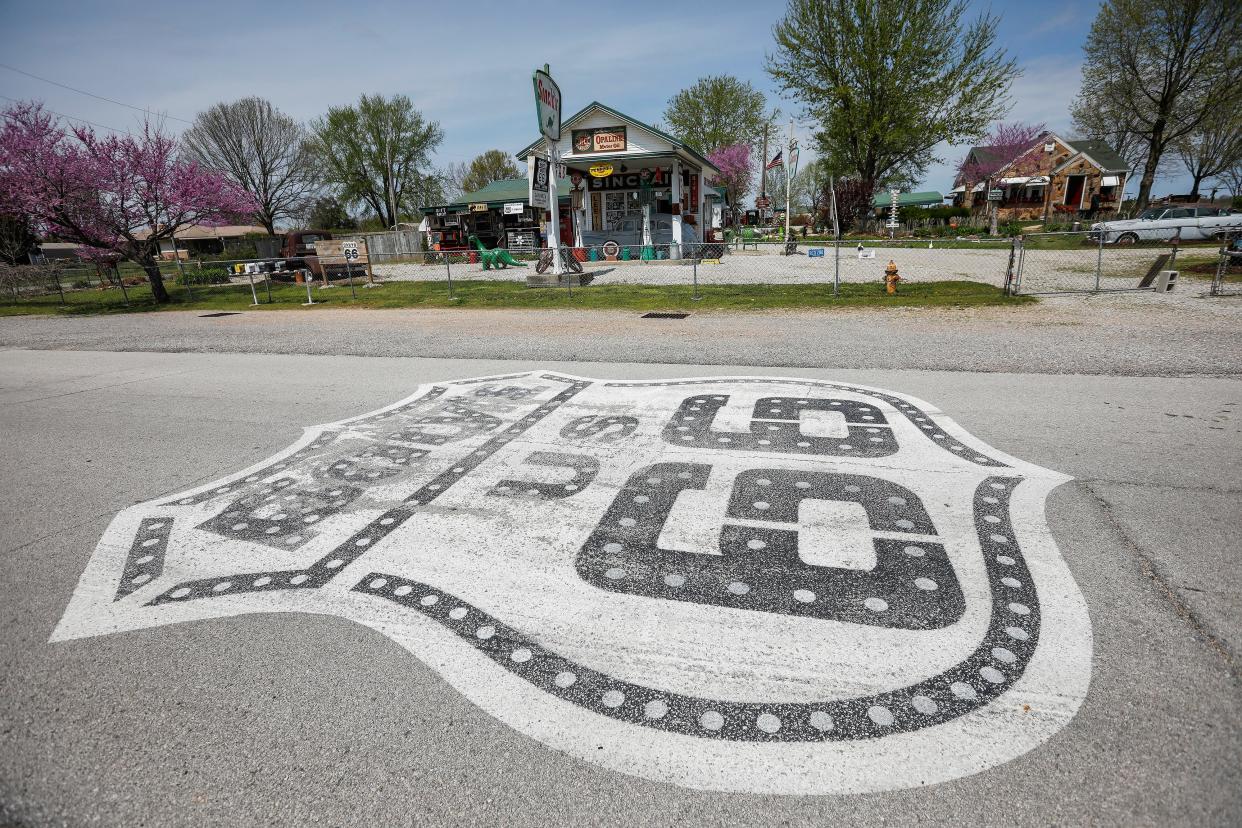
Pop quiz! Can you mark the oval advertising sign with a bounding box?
[589,163,614,178]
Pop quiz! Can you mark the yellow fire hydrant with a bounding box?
[885,259,901,294]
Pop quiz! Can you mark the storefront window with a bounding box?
[604,192,628,230]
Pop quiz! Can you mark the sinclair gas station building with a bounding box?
[421,102,723,252]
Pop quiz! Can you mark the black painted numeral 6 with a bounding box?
[577,463,962,630]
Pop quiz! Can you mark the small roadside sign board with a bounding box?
[808,248,825,258]
[755,196,771,208]
[988,189,1003,201]
[532,68,561,142]
[503,202,525,215]
[316,238,369,264]
[529,155,550,211]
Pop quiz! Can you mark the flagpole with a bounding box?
[830,174,841,298]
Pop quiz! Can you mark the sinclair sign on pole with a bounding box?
[532,65,564,276]
[533,66,561,142]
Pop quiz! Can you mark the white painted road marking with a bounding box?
[53,372,1092,794]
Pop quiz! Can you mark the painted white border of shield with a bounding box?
[52,372,1093,795]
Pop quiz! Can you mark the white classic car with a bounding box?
[1091,206,1242,244]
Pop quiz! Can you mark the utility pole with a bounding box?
[988,175,998,236]
[386,123,398,229]
[760,122,768,224]
[784,118,794,244]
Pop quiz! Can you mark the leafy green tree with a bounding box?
[449,150,521,198]
[301,196,356,231]
[789,159,833,221]
[1072,0,1242,210]
[305,94,444,228]
[767,0,1017,200]
[0,213,38,265]
[663,75,773,155]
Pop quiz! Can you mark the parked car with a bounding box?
[580,213,699,250]
[276,230,357,280]
[1090,206,1242,244]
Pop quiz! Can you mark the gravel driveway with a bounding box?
[373,243,1182,295]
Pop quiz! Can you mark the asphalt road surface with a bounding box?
[1,314,1239,825]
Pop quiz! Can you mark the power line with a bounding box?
[0,62,193,124]
[0,94,133,135]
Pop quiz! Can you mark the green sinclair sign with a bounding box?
[533,66,562,142]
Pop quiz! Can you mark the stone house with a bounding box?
[951,133,1130,223]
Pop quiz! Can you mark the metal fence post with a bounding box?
[1095,227,1104,292]
[692,255,700,301]
[1005,236,1018,295]
[833,238,840,298]
[247,270,259,306]
[444,252,455,300]
[1012,237,1026,295]
[345,258,357,299]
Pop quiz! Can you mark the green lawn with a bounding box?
[0,278,1033,317]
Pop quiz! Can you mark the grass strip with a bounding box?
[0,278,1034,317]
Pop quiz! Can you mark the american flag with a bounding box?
[765,150,783,170]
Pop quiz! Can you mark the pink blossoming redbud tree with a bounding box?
[707,143,753,230]
[954,121,1048,189]
[0,102,255,303]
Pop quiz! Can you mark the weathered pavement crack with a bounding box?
[1077,480,1239,682]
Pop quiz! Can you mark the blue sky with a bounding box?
[0,0,1198,198]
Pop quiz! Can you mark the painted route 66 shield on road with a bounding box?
[54,372,1092,795]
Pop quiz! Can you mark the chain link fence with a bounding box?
[1210,230,1242,297]
[367,238,1020,291]
[8,231,1234,309]
[1009,231,1187,295]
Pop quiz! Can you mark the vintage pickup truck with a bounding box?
[1091,206,1242,244]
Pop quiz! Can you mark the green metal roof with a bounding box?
[871,190,945,208]
[420,177,571,214]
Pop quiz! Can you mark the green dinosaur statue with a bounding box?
[468,235,526,270]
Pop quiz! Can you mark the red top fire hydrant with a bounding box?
[885,260,901,294]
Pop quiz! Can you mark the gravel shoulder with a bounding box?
[2,292,1240,377]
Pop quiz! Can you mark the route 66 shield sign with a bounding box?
[54,372,1092,795]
